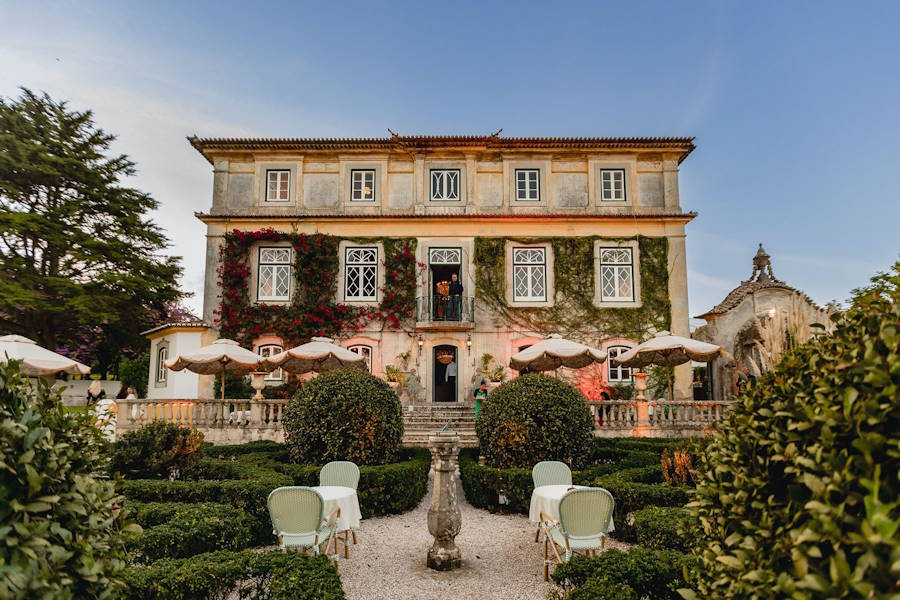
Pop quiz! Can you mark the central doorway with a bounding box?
[433,344,458,402]
[428,248,462,321]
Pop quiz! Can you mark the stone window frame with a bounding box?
[265,169,291,202]
[154,340,169,387]
[505,158,550,208]
[347,344,373,373]
[350,169,377,202]
[605,344,635,384]
[257,246,293,302]
[336,240,385,307]
[504,240,555,308]
[340,159,387,209]
[593,239,642,309]
[588,160,635,207]
[257,343,284,381]
[424,160,468,206]
[254,161,301,206]
[248,241,294,305]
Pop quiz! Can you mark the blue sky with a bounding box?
[2,1,898,323]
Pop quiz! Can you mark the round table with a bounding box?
[312,485,362,532]
[529,484,615,532]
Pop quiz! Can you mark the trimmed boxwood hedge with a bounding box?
[128,502,254,561]
[121,549,344,600]
[633,506,691,552]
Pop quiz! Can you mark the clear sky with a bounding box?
[2,1,898,324]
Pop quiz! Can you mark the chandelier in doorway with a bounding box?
[436,349,455,364]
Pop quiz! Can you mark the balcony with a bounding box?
[415,295,475,330]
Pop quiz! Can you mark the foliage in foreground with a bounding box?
[121,549,344,600]
[551,548,694,600]
[283,368,404,465]
[476,373,594,469]
[686,263,900,599]
[111,420,204,480]
[0,362,139,599]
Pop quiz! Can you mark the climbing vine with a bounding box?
[473,236,671,340]
[216,229,418,347]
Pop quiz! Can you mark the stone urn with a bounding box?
[426,431,462,570]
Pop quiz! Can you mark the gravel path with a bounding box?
[339,470,629,600]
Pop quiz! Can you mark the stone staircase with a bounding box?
[402,403,478,448]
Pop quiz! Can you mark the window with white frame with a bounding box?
[600,169,625,202]
[258,344,283,381]
[599,247,635,301]
[345,246,378,301]
[607,346,633,383]
[266,170,290,202]
[430,169,460,201]
[348,344,373,372]
[350,169,376,202]
[156,346,168,384]
[258,247,292,301]
[512,247,547,301]
[515,169,540,201]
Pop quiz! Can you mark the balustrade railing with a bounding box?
[116,398,287,435]
[416,296,475,324]
[593,400,734,435]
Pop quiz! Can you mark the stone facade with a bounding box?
[191,135,698,402]
[693,245,833,400]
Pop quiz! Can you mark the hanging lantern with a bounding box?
[436,349,455,364]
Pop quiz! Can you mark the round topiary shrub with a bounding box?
[686,264,900,599]
[0,361,140,598]
[476,373,593,469]
[283,368,403,466]
[111,420,204,480]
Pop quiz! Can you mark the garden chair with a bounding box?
[539,487,614,581]
[321,460,361,551]
[531,461,572,542]
[267,486,340,573]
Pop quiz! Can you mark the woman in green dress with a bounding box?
[473,379,488,420]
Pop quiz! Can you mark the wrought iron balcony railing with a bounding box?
[415,295,475,324]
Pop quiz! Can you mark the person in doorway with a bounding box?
[86,380,105,407]
[473,379,488,421]
[448,273,463,321]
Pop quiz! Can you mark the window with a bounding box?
[512,247,547,301]
[429,248,461,265]
[348,344,373,372]
[345,246,378,301]
[430,169,460,201]
[607,346,633,383]
[350,169,376,202]
[266,170,290,202]
[258,247,292,301]
[600,169,625,202]
[599,248,634,301]
[156,346,168,384]
[515,169,540,201]
[258,344,283,381]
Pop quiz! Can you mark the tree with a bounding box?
[0,88,183,374]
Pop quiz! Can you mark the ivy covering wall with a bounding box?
[473,236,671,340]
[217,229,418,347]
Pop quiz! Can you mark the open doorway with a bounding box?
[433,344,458,402]
[428,248,462,321]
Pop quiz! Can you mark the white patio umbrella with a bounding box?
[509,334,607,372]
[0,334,91,377]
[261,336,366,375]
[165,338,265,400]
[612,331,722,402]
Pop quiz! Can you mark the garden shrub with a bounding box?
[686,264,900,599]
[458,450,533,513]
[476,373,593,469]
[130,502,253,561]
[633,506,691,552]
[112,420,204,479]
[283,369,403,466]
[121,549,344,599]
[593,471,690,541]
[551,548,694,600]
[0,361,139,599]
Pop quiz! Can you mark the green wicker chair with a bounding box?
[267,486,340,571]
[539,487,615,581]
[320,461,361,551]
[531,461,572,542]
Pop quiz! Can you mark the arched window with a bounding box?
[156,345,168,384]
[607,346,633,384]
[348,344,373,372]
[258,344,283,381]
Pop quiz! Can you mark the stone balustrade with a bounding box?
[115,398,288,444]
[592,400,734,438]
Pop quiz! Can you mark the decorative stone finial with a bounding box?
[747,244,781,284]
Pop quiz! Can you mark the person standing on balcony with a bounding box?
[449,273,463,321]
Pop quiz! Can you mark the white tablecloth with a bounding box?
[312,485,362,532]
[529,484,615,532]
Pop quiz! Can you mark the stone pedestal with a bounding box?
[426,431,462,571]
[632,372,652,437]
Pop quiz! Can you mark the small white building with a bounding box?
[142,320,210,399]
